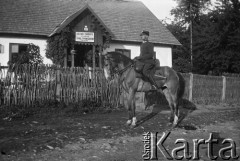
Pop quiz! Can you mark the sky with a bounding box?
[138,0,218,22]
[138,0,178,21]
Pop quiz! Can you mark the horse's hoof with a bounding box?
[125,123,131,126]
[145,106,149,110]
[130,124,136,129]
[167,122,172,127]
[126,120,132,126]
[171,123,178,129]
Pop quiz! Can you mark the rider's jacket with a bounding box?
[139,41,155,64]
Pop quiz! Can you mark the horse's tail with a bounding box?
[176,72,185,99]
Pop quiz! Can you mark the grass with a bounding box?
[0,98,114,122]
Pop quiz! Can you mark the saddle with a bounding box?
[134,60,166,82]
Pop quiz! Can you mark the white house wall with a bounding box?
[0,38,172,67]
[155,46,172,67]
[0,37,52,66]
[104,43,172,67]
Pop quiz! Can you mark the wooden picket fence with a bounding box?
[137,73,240,106]
[181,73,240,104]
[1,64,240,108]
[0,65,121,108]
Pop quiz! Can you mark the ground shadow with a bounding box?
[135,72,198,128]
[135,104,163,127]
[177,98,197,125]
[136,90,197,128]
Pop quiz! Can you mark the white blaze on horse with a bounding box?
[103,52,184,128]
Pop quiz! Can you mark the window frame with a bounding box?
[0,44,4,54]
[9,43,28,62]
[115,48,131,58]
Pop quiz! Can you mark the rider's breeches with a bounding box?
[142,63,155,78]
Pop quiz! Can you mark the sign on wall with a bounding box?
[75,32,94,42]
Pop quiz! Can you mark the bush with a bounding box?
[45,27,74,66]
[8,43,43,72]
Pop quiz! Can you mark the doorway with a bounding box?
[74,44,92,67]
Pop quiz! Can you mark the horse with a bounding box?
[103,52,183,128]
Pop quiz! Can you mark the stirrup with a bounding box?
[154,74,166,79]
[150,84,158,90]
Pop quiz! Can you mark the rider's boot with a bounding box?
[154,74,167,80]
[148,75,159,90]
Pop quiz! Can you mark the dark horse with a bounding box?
[103,52,182,128]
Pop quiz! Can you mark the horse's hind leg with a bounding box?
[171,94,179,126]
[162,88,175,124]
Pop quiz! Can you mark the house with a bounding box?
[0,0,180,68]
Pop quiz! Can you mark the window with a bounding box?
[0,44,4,53]
[115,49,131,58]
[9,43,28,63]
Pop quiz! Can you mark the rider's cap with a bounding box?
[140,30,149,36]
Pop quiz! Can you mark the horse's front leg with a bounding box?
[126,95,133,126]
[126,90,136,127]
[163,88,174,124]
[130,94,137,128]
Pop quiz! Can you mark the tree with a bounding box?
[165,21,191,72]
[168,0,240,75]
[171,0,211,25]
[167,0,211,73]
[193,0,240,74]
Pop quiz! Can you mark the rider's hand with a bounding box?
[133,56,140,61]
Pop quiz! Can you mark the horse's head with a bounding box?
[102,52,133,80]
[103,53,118,80]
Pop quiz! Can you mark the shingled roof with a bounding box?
[0,0,181,45]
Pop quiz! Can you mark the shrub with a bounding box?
[8,43,43,72]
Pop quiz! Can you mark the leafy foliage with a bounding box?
[167,0,240,75]
[45,27,74,66]
[193,0,240,75]
[171,0,211,25]
[165,21,191,73]
[8,43,43,71]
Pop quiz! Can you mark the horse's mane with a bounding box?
[106,52,134,65]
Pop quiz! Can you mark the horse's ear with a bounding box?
[103,54,108,60]
[100,55,105,66]
[105,54,113,61]
[101,54,110,65]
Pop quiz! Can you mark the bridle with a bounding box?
[104,56,134,77]
[115,63,134,76]
[104,55,134,93]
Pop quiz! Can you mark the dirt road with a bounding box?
[1,103,240,161]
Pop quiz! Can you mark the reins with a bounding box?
[115,63,134,76]
[104,55,134,77]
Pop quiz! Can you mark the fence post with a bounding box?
[222,76,226,102]
[99,46,102,69]
[55,66,61,101]
[189,73,193,102]
[71,51,75,67]
[64,48,67,67]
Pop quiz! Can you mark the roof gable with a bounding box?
[50,4,113,37]
[0,0,181,45]
[88,1,180,45]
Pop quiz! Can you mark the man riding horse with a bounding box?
[103,30,183,128]
[134,30,165,90]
